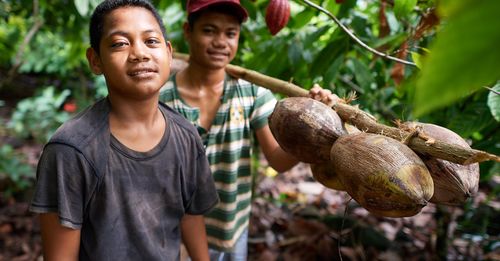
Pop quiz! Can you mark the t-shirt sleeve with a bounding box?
[183,146,219,215]
[29,143,95,229]
[250,86,277,130]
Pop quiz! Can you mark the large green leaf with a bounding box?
[414,0,500,116]
[487,83,500,122]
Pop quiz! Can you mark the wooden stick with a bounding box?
[172,52,500,165]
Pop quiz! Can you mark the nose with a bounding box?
[128,42,150,62]
[212,33,226,48]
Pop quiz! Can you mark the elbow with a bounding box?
[268,162,295,173]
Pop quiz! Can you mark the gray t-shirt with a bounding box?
[30,102,218,260]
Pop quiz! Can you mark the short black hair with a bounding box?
[89,0,167,54]
[187,4,243,29]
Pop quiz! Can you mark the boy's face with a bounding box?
[185,11,240,70]
[87,7,171,100]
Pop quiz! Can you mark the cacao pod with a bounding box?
[310,162,346,191]
[403,122,480,206]
[330,132,434,217]
[269,97,347,163]
[265,0,290,35]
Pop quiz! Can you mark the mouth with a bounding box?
[207,50,229,59]
[128,67,157,77]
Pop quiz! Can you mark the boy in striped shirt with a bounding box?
[160,0,337,259]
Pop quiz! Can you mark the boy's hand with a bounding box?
[308,84,341,107]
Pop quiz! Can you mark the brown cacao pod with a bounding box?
[269,97,347,164]
[403,122,480,206]
[265,0,290,35]
[310,162,346,191]
[330,132,434,217]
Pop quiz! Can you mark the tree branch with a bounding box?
[2,0,44,88]
[301,0,417,67]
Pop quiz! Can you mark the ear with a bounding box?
[86,48,103,75]
[166,40,173,64]
[182,22,190,40]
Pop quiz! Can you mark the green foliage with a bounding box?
[0,145,34,198]
[393,0,417,19]
[8,86,71,143]
[0,14,27,65]
[487,82,500,122]
[0,0,497,257]
[413,0,500,116]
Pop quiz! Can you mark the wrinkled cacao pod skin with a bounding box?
[269,97,346,164]
[265,0,291,35]
[331,132,434,218]
[311,162,346,191]
[404,122,480,206]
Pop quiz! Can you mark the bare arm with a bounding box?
[256,125,299,173]
[181,214,209,261]
[39,213,81,261]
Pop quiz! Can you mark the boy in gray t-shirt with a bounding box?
[29,0,218,260]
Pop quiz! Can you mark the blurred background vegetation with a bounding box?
[0,0,499,260]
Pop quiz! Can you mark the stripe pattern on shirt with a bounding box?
[160,74,276,251]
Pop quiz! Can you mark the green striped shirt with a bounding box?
[160,74,276,251]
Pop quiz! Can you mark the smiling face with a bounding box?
[185,11,240,70]
[87,6,172,101]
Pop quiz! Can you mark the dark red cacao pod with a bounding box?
[265,0,291,35]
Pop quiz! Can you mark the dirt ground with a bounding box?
[1,101,499,260]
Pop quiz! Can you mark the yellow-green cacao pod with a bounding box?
[330,132,434,217]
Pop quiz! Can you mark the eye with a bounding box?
[146,38,161,45]
[110,41,128,48]
[202,27,215,34]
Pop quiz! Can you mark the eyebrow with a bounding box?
[106,29,161,38]
[201,24,240,30]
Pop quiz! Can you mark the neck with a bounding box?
[183,63,225,90]
[108,95,160,126]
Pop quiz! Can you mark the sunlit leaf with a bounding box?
[289,9,315,29]
[487,82,500,122]
[394,0,417,19]
[74,0,89,17]
[414,0,500,116]
[410,52,423,69]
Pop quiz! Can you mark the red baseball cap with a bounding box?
[187,0,249,22]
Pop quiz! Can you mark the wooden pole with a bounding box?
[172,52,500,165]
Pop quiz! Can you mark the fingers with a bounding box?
[308,83,340,107]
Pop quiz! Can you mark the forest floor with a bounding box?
[1,102,499,261]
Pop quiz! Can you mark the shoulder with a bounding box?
[159,103,198,137]
[226,75,273,97]
[49,98,110,148]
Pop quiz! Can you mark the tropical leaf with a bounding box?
[393,0,417,19]
[487,82,500,122]
[414,0,500,116]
